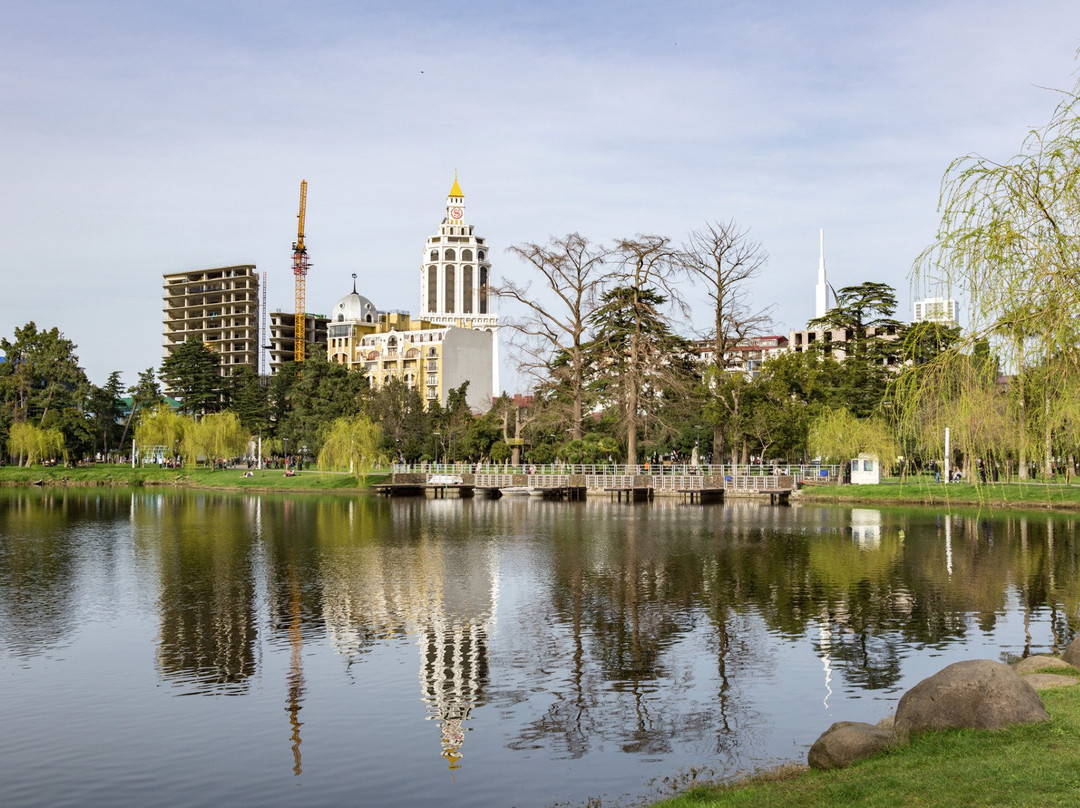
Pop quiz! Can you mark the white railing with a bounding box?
[394,462,841,479]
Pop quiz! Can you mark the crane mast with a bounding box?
[292,180,310,364]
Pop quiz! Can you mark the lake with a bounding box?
[0,488,1076,806]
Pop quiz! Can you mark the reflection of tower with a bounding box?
[419,618,489,770]
[286,565,305,776]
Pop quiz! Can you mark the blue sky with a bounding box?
[3,1,1079,388]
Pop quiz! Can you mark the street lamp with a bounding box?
[432,431,441,466]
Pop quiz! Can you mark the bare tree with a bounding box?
[680,221,770,463]
[495,234,611,441]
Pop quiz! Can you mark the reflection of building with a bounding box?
[268,311,329,374]
[320,517,498,770]
[162,265,260,382]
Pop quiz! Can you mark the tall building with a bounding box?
[162,265,259,382]
[913,297,960,328]
[419,175,500,393]
[267,311,330,375]
[815,229,830,320]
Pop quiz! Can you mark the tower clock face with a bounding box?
[450,206,463,220]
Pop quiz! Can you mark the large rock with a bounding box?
[1063,636,1080,669]
[894,660,1049,738]
[808,721,897,770]
[1014,655,1075,675]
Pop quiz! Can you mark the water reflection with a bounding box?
[2,490,1080,807]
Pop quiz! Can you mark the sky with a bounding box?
[4,0,1079,390]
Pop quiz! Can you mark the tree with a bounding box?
[317,416,386,481]
[159,337,222,417]
[0,322,91,457]
[809,408,899,480]
[808,282,902,418]
[228,365,268,434]
[496,234,611,441]
[117,367,163,459]
[913,70,1080,477]
[86,371,125,460]
[7,422,66,466]
[590,235,687,463]
[271,354,368,456]
[586,285,694,463]
[364,376,428,461]
[182,411,249,467]
[680,220,771,463]
[133,404,187,463]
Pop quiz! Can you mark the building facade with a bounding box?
[327,287,494,413]
[418,175,500,393]
[162,265,260,379]
[267,311,330,375]
[913,297,960,327]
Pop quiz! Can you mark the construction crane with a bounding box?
[292,180,310,364]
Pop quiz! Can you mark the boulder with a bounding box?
[1063,636,1080,669]
[1023,673,1079,691]
[1014,655,1075,675]
[808,721,897,770]
[894,660,1049,738]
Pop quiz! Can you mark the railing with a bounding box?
[394,462,841,479]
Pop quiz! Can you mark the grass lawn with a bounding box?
[799,477,1080,511]
[0,464,389,491]
[653,674,1080,808]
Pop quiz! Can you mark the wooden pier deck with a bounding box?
[677,487,725,504]
[373,483,475,498]
[604,486,654,502]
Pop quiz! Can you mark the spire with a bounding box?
[449,170,464,199]
[814,229,829,320]
[351,273,357,294]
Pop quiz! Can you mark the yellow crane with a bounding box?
[292,180,310,364]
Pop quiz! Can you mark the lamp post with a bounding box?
[432,431,441,467]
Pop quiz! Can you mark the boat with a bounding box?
[499,486,536,496]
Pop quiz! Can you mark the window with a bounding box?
[427,266,437,311]
[462,266,473,313]
[428,347,437,357]
[462,249,473,261]
[427,374,437,386]
[427,387,437,399]
[430,250,437,261]
[444,249,456,261]
[428,359,437,370]
[478,266,488,314]
[445,266,455,312]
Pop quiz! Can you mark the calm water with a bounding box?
[0,489,1077,807]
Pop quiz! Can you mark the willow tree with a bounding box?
[913,73,1080,478]
[133,403,186,463]
[317,416,386,481]
[182,411,249,467]
[7,422,66,466]
[809,408,898,480]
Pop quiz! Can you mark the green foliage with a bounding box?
[809,408,899,469]
[364,376,428,461]
[86,371,125,459]
[270,354,368,454]
[0,322,91,459]
[182,411,249,466]
[227,365,268,433]
[133,403,186,460]
[6,421,67,466]
[159,337,222,416]
[317,415,386,480]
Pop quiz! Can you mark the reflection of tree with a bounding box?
[133,492,258,694]
[0,490,120,657]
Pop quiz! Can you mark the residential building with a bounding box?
[162,265,259,382]
[913,297,960,327]
[694,335,790,379]
[267,311,329,375]
[787,325,901,368]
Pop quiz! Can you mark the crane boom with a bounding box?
[293,180,310,364]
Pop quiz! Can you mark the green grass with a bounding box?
[0,464,389,491]
[653,684,1080,808]
[800,477,1080,511]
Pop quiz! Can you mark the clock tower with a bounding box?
[419,172,500,394]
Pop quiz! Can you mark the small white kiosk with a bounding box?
[850,453,882,485]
